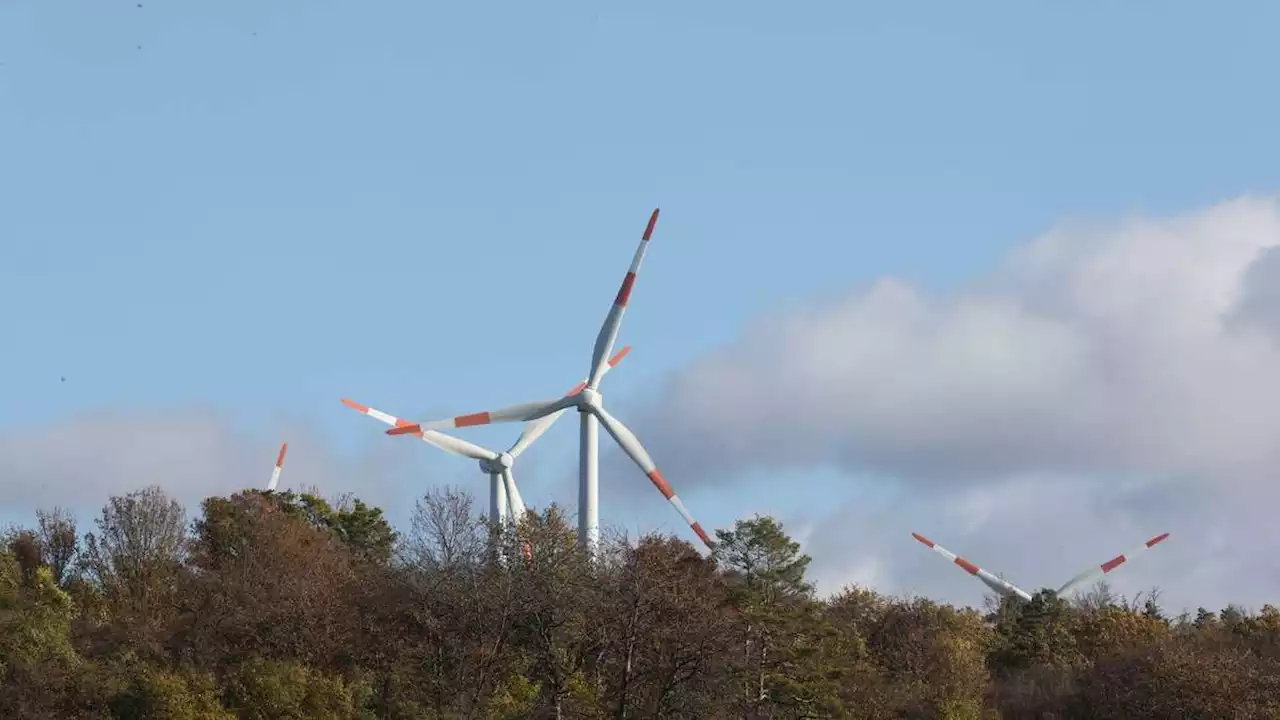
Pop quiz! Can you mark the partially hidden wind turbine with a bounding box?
[911,531,1171,601]
[388,209,713,553]
[341,346,630,528]
[266,442,287,492]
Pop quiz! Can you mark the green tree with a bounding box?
[824,587,897,719]
[106,662,234,720]
[181,491,362,672]
[0,549,77,672]
[714,515,840,717]
[990,590,1081,672]
[1076,605,1169,664]
[242,490,398,566]
[1140,589,1166,624]
[224,657,372,719]
[868,597,992,719]
[327,498,397,566]
[1191,606,1218,630]
[1079,633,1280,718]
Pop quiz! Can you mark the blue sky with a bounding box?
[4,1,1280,605]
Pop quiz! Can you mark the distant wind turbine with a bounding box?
[911,531,1171,601]
[388,209,713,554]
[341,346,630,529]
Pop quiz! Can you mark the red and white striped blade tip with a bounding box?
[1100,532,1171,573]
[387,424,422,436]
[275,443,288,466]
[642,208,659,241]
[343,397,415,427]
[608,212,659,312]
[637,465,713,550]
[911,532,934,547]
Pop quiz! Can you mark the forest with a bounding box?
[1,484,1278,719]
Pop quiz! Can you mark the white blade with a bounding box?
[387,395,578,436]
[419,431,498,462]
[911,533,1033,602]
[507,410,568,459]
[588,210,658,390]
[341,398,497,461]
[502,468,525,521]
[1056,532,1171,597]
[266,442,287,492]
[590,405,714,550]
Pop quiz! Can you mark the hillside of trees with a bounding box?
[1,485,1278,719]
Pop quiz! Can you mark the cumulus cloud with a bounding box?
[0,407,409,526]
[630,196,1280,612]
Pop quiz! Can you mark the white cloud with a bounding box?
[631,195,1280,612]
[0,407,409,527]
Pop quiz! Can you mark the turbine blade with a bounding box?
[266,442,287,491]
[342,398,497,460]
[502,468,526,520]
[386,396,575,436]
[587,210,658,390]
[1056,532,1171,597]
[911,532,1033,602]
[591,405,714,550]
[419,432,499,462]
[507,410,568,459]
[509,346,632,458]
[566,345,632,397]
[503,470,534,564]
[342,398,416,429]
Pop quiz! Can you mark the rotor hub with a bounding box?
[496,452,513,469]
[578,387,602,409]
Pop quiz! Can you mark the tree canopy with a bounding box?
[0,485,1275,719]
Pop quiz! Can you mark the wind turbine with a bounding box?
[266,442,287,492]
[388,209,713,553]
[911,531,1171,602]
[340,346,631,528]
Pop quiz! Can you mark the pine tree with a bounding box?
[714,515,841,717]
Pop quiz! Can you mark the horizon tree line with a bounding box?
[1,482,1277,718]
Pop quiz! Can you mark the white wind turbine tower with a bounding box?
[389,209,713,553]
[266,442,287,492]
[911,531,1171,602]
[340,346,630,528]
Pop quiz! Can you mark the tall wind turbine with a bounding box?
[266,442,287,492]
[388,209,713,553]
[911,531,1171,601]
[341,346,630,528]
